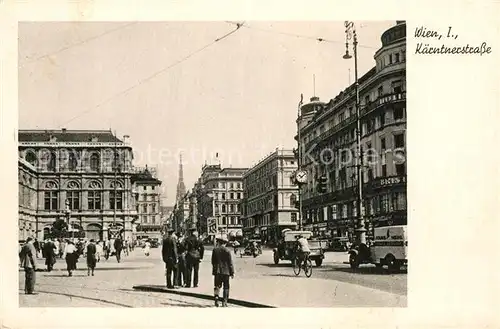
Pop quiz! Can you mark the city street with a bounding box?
[20,247,406,307]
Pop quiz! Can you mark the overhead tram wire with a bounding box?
[225,21,378,50]
[19,22,138,67]
[59,22,245,128]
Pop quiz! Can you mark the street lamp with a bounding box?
[343,21,367,245]
[297,94,304,231]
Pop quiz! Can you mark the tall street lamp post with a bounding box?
[296,95,304,231]
[343,21,367,245]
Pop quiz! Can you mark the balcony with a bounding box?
[360,91,406,117]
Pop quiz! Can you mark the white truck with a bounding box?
[349,225,408,271]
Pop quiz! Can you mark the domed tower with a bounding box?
[295,95,326,165]
[374,21,406,75]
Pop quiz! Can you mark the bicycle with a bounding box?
[293,253,313,277]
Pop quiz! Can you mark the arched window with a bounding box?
[221,204,226,213]
[44,181,59,211]
[25,151,37,166]
[90,153,100,172]
[66,181,80,210]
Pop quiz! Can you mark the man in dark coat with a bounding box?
[86,239,97,276]
[176,234,187,287]
[43,238,56,272]
[185,226,204,288]
[114,237,123,263]
[19,237,37,294]
[162,228,178,289]
[211,234,234,307]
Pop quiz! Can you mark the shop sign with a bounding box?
[373,176,406,189]
[318,222,327,228]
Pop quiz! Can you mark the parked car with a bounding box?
[273,230,325,267]
[330,237,350,251]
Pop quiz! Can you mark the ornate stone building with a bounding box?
[18,129,137,241]
[241,149,299,244]
[297,21,407,240]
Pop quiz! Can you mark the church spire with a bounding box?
[176,153,186,204]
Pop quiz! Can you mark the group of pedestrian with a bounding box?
[162,225,205,289]
[161,225,235,307]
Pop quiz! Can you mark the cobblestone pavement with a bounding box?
[19,247,406,307]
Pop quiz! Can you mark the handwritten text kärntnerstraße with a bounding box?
[414,26,492,56]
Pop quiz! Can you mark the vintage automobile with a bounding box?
[240,239,262,258]
[273,230,325,267]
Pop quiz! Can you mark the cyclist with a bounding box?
[295,234,311,269]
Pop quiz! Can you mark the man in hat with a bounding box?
[162,227,178,289]
[184,225,205,288]
[19,237,37,294]
[86,239,97,276]
[211,234,234,307]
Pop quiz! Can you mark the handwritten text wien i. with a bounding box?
[414,26,492,56]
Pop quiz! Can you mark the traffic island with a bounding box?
[132,285,275,308]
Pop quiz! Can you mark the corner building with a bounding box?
[18,129,137,241]
[241,149,299,244]
[298,21,407,240]
[195,164,247,238]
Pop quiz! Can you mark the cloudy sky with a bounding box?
[18,21,395,205]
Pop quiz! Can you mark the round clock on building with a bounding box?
[295,170,308,184]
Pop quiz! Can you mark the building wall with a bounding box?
[241,149,299,243]
[18,138,137,241]
[196,164,247,236]
[18,159,39,241]
[134,179,162,239]
[298,21,407,240]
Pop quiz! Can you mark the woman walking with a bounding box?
[63,240,77,276]
[86,239,97,276]
[143,240,151,256]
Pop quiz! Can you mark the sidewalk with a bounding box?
[134,252,406,307]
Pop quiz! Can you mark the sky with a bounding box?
[18,21,396,206]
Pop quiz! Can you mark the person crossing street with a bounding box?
[211,234,234,307]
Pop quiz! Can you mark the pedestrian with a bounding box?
[86,239,97,276]
[63,240,77,276]
[43,238,56,272]
[96,240,103,262]
[185,225,204,288]
[58,239,65,258]
[103,239,110,260]
[143,240,151,256]
[162,228,178,289]
[53,239,60,257]
[176,235,187,287]
[211,234,234,307]
[19,237,37,294]
[33,238,41,258]
[124,239,129,256]
[114,236,123,263]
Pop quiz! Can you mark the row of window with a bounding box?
[304,191,407,224]
[141,215,159,225]
[215,203,240,214]
[137,203,158,213]
[303,81,405,145]
[218,182,242,189]
[304,162,406,197]
[215,192,242,200]
[24,151,128,172]
[219,216,241,226]
[137,194,158,202]
[44,191,123,211]
[376,48,406,72]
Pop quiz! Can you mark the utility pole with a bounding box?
[343,21,366,245]
[297,94,304,230]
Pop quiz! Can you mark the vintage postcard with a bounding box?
[1,1,499,329]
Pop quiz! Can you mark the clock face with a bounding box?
[295,170,308,183]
